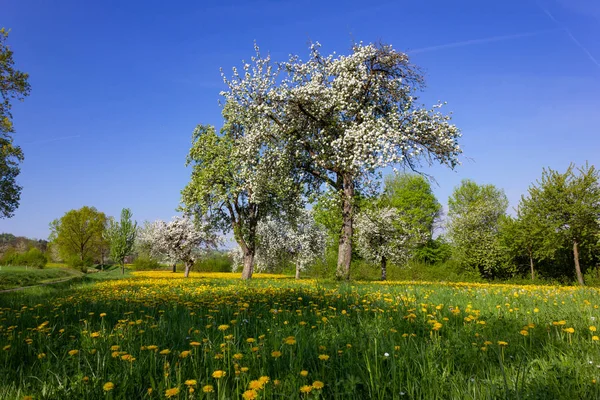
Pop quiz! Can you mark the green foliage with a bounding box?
[0,28,31,218]
[448,179,509,278]
[0,247,47,269]
[413,237,452,265]
[382,173,442,237]
[104,208,137,274]
[49,206,107,264]
[67,255,93,273]
[0,266,75,290]
[132,256,162,271]
[522,163,600,285]
[194,251,233,272]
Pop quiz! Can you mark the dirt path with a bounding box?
[0,276,79,294]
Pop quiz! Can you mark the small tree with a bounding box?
[525,163,600,285]
[49,206,107,266]
[105,208,137,274]
[355,207,426,280]
[447,180,509,279]
[240,210,327,279]
[142,216,219,277]
[222,42,462,280]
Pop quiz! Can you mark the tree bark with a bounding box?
[295,265,301,280]
[336,174,354,280]
[381,255,387,281]
[171,263,177,273]
[573,240,584,286]
[528,248,534,280]
[121,261,125,275]
[184,260,193,278]
[241,251,254,280]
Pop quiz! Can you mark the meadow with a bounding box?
[1,272,600,399]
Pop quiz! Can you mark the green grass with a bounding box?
[0,266,82,291]
[1,273,600,399]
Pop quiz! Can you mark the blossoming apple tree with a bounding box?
[138,215,219,277]
[221,42,461,280]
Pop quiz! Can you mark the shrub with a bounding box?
[68,256,93,273]
[195,252,232,272]
[133,256,163,271]
[0,248,47,269]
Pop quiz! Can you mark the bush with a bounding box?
[68,256,93,273]
[0,248,47,269]
[195,252,233,272]
[133,256,163,271]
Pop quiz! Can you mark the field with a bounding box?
[1,272,600,399]
[0,266,82,291]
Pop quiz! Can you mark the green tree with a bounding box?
[382,174,442,237]
[105,208,137,274]
[181,110,302,280]
[447,180,509,279]
[1,28,31,218]
[49,206,107,266]
[525,163,600,285]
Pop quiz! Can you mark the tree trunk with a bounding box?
[295,265,301,280]
[528,249,534,280]
[573,240,584,286]
[336,174,354,280]
[184,260,193,278]
[381,255,387,281]
[241,251,254,280]
[171,263,176,273]
[121,261,125,275]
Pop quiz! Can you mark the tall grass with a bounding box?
[0,273,599,399]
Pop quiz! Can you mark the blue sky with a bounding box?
[1,0,599,240]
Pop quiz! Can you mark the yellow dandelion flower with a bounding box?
[563,327,575,334]
[242,389,258,400]
[179,351,191,358]
[271,351,282,358]
[593,336,599,341]
[318,354,329,361]
[590,326,597,332]
[190,341,201,347]
[159,349,171,355]
[202,385,214,393]
[68,350,79,356]
[218,324,230,331]
[103,382,115,392]
[184,379,197,386]
[312,381,325,389]
[248,380,262,390]
[300,385,313,394]
[212,370,226,379]
[300,370,309,377]
[519,330,529,336]
[165,387,179,398]
[497,341,508,347]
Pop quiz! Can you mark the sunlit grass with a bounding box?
[1,274,599,399]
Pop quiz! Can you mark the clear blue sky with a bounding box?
[1,0,599,240]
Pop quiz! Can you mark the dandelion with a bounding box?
[300,370,309,377]
[37,353,46,359]
[159,349,171,355]
[165,387,179,398]
[103,382,115,392]
[312,381,325,389]
[242,390,258,399]
[497,341,508,347]
[590,326,597,332]
[593,336,599,341]
[190,341,201,347]
[185,379,197,387]
[563,327,575,334]
[218,324,230,331]
[179,351,191,358]
[300,385,313,394]
[318,354,330,361]
[202,385,214,393]
[271,351,282,358]
[90,332,101,338]
[68,350,79,356]
[519,330,529,336]
[212,370,226,379]
[100,313,107,317]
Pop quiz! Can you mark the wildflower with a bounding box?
[37,353,46,359]
[313,381,324,389]
[202,385,214,393]
[242,390,258,399]
[563,327,575,334]
[159,349,171,355]
[259,376,270,385]
[591,326,597,332]
[318,354,330,361]
[190,341,201,347]
[90,332,101,338]
[100,313,107,317]
[218,324,230,331]
[233,353,243,360]
[165,387,179,398]
[147,388,153,395]
[111,345,120,351]
[300,370,309,377]
[248,380,263,390]
[519,330,529,336]
[300,385,313,393]
[271,351,282,358]
[68,350,79,356]
[593,336,600,341]
[179,351,191,358]
[212,370,226,379]
[497,341,508,347]
[103,382,115,392]
[185,379,197,387]
[284,336,297,345]
[246,338,256,343]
